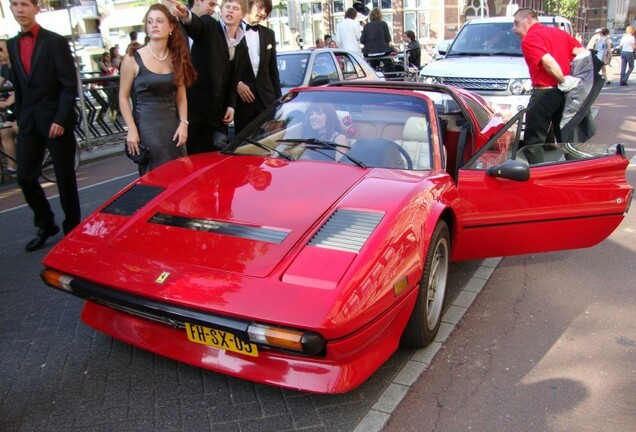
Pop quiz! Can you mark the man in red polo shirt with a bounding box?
[513,8,585,164]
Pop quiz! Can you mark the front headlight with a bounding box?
[510,78,532,95]
[420,75,441,84]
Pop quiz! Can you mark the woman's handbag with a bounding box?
[124,140,150,165]
[124,141,150,176]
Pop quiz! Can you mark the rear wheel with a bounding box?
[401,221,450,348]
[41,146,81,183]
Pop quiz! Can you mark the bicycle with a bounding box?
[0,122,81,184]
[40,144,81,183]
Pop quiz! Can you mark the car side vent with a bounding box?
[308,209,384,253]
[101,185,165,216]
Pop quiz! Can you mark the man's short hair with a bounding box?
[404,30,415,40]
[345,7,357,20]
[248,0,273,15]
[129,30,138,41]
[513,8,537,20]
[222,0,249,14]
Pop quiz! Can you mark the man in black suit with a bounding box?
[8,0,80,252]
[169,0,248,154]
[234,0,281,134]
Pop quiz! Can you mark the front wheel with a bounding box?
[401,221,450,348]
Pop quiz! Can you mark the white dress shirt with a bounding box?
[335,18,362,55]
[243,22,261,77]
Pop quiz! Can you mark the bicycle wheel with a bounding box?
[41,144,81,183]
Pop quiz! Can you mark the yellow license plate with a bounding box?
[185,323,259,357]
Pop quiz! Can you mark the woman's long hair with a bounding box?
[302,103,342,137]
[141,3,197,88]
[369,8,382,21]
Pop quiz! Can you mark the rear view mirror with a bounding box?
[486,159,530,181]
[309,75,330,87]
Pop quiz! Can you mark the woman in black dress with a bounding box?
[119,3,197,174]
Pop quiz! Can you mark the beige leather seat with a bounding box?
[397,116,430,169]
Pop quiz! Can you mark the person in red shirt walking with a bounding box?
[7,0,81,251]
[513,8,585,164]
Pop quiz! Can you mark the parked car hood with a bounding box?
[105,155,368,278]
[421,55,528,79]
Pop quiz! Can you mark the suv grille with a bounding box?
[442,77,509,92]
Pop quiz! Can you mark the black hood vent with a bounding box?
[148,213,290,244]
[102,185,165,216]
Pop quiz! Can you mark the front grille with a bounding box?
[442,77,509,92]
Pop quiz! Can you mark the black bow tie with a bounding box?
[245,24,259,32]
[20,30,33,38]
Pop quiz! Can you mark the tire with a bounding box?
[401,221,450,348]
[41,146,81,183]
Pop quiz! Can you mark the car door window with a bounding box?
[335,53,363,80]
[465,112,522,170]
[312,53,340,82]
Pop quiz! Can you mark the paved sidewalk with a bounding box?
[79,131,127,163]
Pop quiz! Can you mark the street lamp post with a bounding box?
[65,0,91,149]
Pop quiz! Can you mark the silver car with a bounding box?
[277,48,384,95]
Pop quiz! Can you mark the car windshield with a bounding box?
[277,53,310,88]
[448,23,522,56]
[224,89,434,170]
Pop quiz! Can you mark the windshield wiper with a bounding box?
[236,138,292,160]
[276,138,367,168]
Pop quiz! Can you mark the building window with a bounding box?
[405,12,416,33]
[333,0,344,13]
[372,0,391,10]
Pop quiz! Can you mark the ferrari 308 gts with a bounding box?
[41,82,632,393]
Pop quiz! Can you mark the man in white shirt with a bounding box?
[334,8,362,55]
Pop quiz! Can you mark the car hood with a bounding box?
[421,55,528,79]
[105,156,368,278]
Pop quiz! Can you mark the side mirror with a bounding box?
[309,75,330,87]
[486,159,530,182]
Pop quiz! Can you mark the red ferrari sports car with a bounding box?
[42,82,632,394]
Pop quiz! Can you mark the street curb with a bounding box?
[353,257,503,432]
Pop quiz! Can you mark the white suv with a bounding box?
[419,16,573,118]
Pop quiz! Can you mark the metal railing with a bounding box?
[0,74,125,150]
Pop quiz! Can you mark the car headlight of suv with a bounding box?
[510,78,532,95]
[420,75,441,84]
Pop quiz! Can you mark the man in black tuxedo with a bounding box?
[169,0,248,154]
[8,0,80,252]
[234,0,281,134]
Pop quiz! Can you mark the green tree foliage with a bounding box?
[544,0,579,21]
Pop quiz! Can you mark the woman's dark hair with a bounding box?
[302,103,342,136]
[140,3,197,87]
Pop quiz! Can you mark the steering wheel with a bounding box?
[346,138,414,170]
[394,142,414,169]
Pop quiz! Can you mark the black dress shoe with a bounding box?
[25,225,60,252]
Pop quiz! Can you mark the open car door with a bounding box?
[451,111,633,261]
